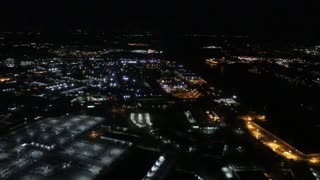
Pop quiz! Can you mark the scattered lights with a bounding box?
[0,77,11,83]
[206,58,220,65]
[123,95,131,100]
[241,114,266,122]
[89,131,101,139]
[122,76,129,81]
[206,110,222,123]
[128,43,150,47]
[144,155,166,179]
[221,167,233,179]
[309,158,320,164]
[203,45,222,49]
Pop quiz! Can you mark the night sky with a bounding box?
[0,0,319,38]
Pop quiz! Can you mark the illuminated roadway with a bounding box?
[242,116,320,166]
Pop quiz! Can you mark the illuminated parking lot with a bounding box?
[130,113,152,128]
[0,115,131,180]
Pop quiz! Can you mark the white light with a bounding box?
[130,113,135,121]
[138,114,143,123]
[159,156,165,161]
[151,166,158,171]
[226,172,233,179]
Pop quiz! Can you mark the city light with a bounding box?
[243,117,320,165]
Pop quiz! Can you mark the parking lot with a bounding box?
[0,115,130,180]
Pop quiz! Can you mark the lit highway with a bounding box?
[242,116,320,165]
